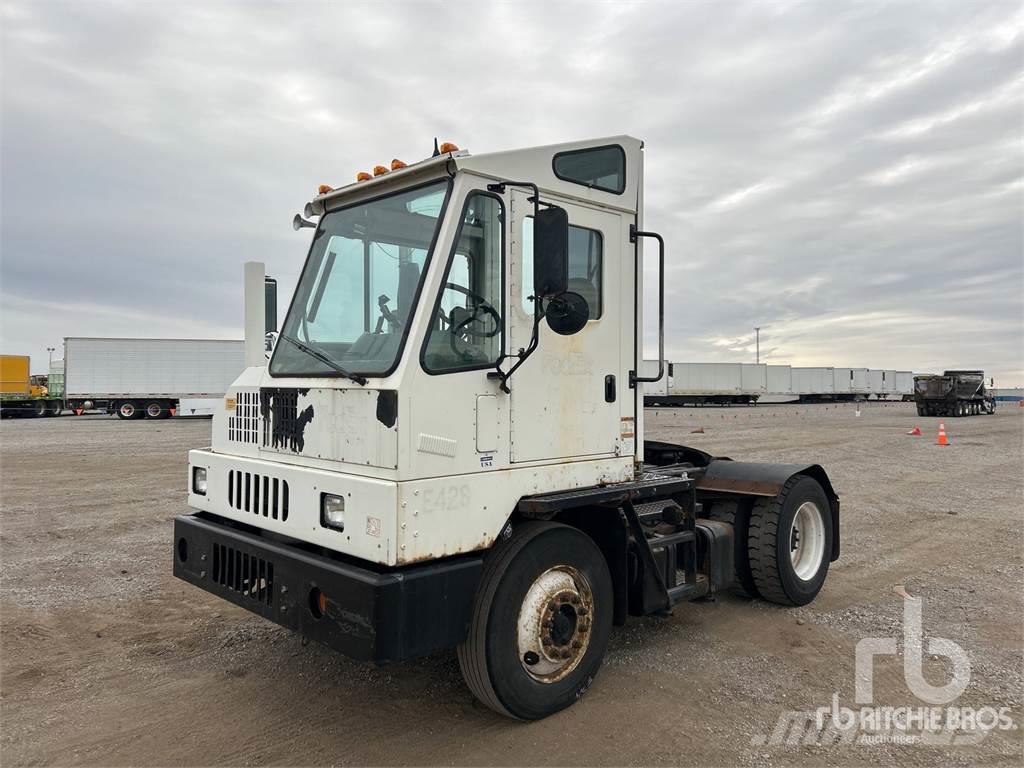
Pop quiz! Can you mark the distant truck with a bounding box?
[64,338,246,419]
[913,370,995,417]
[0,355,63,417]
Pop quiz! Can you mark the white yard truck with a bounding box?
[174,137,840,719]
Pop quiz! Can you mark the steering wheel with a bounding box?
[442,282,501,359]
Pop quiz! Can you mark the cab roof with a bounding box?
[308,136,643,216]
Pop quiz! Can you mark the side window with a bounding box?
[552,145,626,194]
[423,193,504,373]
[521,219,603,319]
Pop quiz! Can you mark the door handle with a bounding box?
[605,374,616,403]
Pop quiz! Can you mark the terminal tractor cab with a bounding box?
[174,137,840,719]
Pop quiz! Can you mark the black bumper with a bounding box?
[173,514,483,663]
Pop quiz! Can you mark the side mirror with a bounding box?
[533,206,568,298]
[545,291,590,336]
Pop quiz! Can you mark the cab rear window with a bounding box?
[552,145,626,195]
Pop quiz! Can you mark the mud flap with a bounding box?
[696,459,840,562]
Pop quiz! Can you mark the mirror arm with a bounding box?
[488,296,544,394]
[485,179,549,394]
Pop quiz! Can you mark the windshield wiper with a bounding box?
[278,334,368,385]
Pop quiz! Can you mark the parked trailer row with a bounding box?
[643,361,915,406]
[2,340,247,420]
[64,338,246,419]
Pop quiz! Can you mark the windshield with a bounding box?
[270,180,449,377]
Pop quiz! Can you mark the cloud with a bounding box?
[1,0,1022,385]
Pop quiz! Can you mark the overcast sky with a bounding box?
[2,0,1022,384]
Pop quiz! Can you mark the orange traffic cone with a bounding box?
[936,422,949,446]
[907,426,922,436]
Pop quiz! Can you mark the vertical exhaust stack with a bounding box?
[244,261,266,368]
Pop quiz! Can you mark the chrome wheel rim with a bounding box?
[788,502,826,581]
[119,404,134,418]
[146,404,162,418]
[517,565,594,683]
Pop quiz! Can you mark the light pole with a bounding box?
[754,327,760,364]
[46,347,55,367]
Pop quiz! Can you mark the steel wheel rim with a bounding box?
[788,501,826,581]
[146,404,162,418]
[516,565,594,683]
[119,403,134,418]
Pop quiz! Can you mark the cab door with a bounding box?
[507,190,626,463]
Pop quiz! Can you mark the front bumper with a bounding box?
[174,513,483,663]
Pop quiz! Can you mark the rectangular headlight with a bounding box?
[192,466,208,495]
[321,493,345,531]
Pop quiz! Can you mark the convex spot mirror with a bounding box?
[533,206,568,297]
[544,291,590,336]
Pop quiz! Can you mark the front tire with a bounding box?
[747,475,833,606]
[457,521,613,720]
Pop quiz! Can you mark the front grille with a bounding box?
[227,470,289,521]
[211,542,274,606]
[227,391,260,444]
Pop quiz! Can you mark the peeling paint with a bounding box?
[375,389,398,428]
[261,387,314,452]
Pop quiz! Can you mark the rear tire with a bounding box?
[47,400,61,416]
[457,521,613,720]
[145,402,164,419]
[32,400,47,417]
[117,401,140,420]
[747,475,833,606]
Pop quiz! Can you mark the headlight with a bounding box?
[321,493,345,531]
[192,467,208,495]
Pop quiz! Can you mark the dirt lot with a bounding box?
[2,403,1022,766]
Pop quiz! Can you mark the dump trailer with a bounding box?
[914,370,995,417]
[64,338,246,419]
[173,137,840,720]
[0,355,63,417]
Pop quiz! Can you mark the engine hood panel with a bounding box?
[261,387,399,469]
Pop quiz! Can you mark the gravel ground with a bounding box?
[1,403,1021,766]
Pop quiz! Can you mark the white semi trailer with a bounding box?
[64,337,245,419]
[173,137,840,719]
[646,362,767,405]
